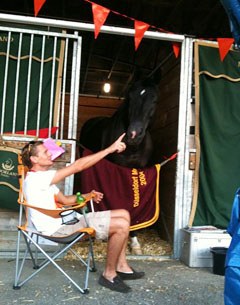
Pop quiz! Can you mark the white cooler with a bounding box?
[180,227,232,268]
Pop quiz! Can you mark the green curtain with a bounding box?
[194,44,240,228]
[0,26,62,133]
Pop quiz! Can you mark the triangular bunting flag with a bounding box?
[217,38,234,61]
[92,3,110,39]
[134,20,150,51]
[34,0,46,17]
[172,42,181,58]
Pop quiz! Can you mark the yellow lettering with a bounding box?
[139,171,147,186]
[132,168,138,176]
[132,172,140,207]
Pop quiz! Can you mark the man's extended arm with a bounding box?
[51,133,126,185]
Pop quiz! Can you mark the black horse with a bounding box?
[80,69,160,168]
[79,69,161,254]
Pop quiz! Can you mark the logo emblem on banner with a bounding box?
[1,158,17,178]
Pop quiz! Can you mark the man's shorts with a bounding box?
[52,210,111,240]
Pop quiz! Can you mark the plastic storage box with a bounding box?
[180,227,231,267]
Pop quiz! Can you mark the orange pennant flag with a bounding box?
[92,3,110,39]
[217,38,234,61]
[172,42,181,58]
[34,0,46,17]
[134,20,150,51]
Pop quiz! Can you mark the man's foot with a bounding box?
[117,268,145,280]
[98,274,132,293]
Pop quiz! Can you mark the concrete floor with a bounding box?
[0,257,225,305]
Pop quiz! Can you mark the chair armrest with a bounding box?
[18,193,94,219]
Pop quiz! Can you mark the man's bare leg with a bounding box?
[103,209,131,281]
[99,209,145,292]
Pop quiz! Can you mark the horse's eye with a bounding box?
[140,89,146,95]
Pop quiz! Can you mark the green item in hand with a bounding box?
[76,192,88,213]
[76,192,85,204]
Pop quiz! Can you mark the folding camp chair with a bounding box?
[13,156,96,294]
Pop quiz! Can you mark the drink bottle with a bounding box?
[76,192,88,213]
[76,192,85,204]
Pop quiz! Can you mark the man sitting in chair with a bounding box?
[21,134,144,293]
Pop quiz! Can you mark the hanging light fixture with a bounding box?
[103,82,111,93]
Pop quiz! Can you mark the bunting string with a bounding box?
[84,0,170,34]
[33,0,181,55]
[33,0,234,60]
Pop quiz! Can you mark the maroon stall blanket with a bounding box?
[80,149,161,231]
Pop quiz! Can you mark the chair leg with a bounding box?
[69,236,97,291]
[13,229,23,289]
[13,230,95,294]
[70,237,96,271]
[88,236,97,272]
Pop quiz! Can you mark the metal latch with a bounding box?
[189,151,196,170]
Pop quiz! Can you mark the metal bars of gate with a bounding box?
[0,26,81,141]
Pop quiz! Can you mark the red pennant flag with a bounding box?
[92,3,110,39]
[134,20,150,51]
[161,152,178,166]
[168,152,178,161]
[172,42,181,58]
[217,38,234,61]
[34,0,46,17]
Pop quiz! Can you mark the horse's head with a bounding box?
[125,70,160,146]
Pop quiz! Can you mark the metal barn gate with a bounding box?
[0,24,82,195]
[0,13,195,259]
